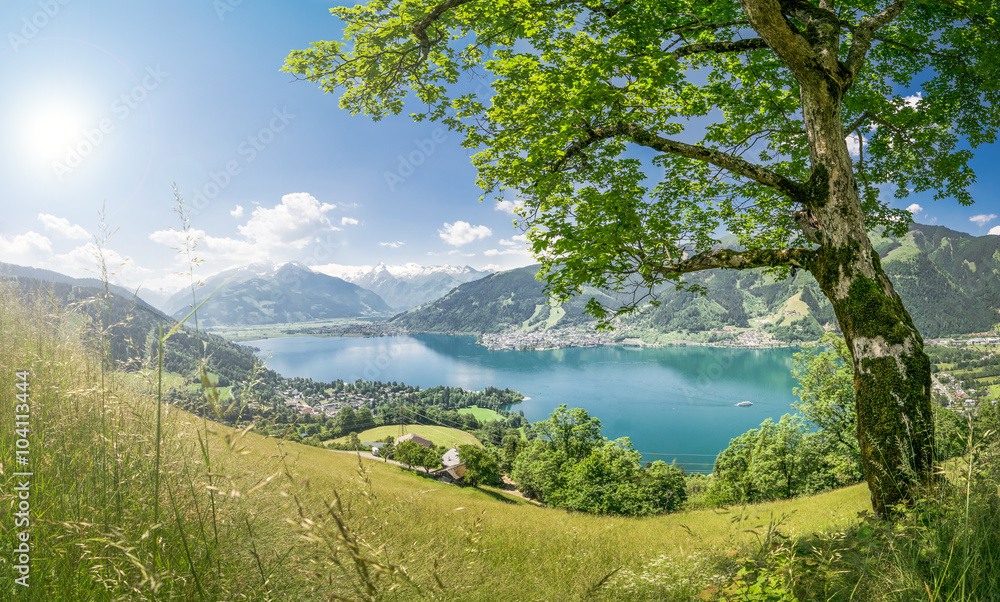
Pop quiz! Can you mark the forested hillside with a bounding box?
[5,272,279,393]
[394,224,1000,341]
[389,265,620,333]
[167,262,390,327]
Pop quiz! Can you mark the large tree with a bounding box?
[284,1,1000,516]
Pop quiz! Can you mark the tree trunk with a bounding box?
[800,85,936,517]
[812,235,935,516]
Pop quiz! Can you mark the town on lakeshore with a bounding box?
[478,324,790,351]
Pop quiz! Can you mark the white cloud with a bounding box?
[487,233,533,257]
[845,132,866,158]
[340,217,359,226]
[37,214,89,240]
[53,243,144,278]
[149,227,262,263]
[230,204,244,219]
[989,226,1000,236]
[148,229,188,247]
[484,247,532,257]
[970,214,997,227]
[438,221,492,246]
[238,192,339,249]
[483,264,502,272]
[494,199,524,215]
[149,192,358,283]
[0,232,151,287]
[499,234,529,247]
[379,241,405,248]
[0,231,53,264]
[200,235,258,258]
[906,203,923,215]
[904,92,922,109]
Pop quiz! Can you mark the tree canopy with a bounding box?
[284,0,999,319]
[284,0,1000,515]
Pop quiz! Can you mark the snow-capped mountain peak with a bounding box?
[312,262,492,310]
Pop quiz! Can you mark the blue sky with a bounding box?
[2,1,1000,297]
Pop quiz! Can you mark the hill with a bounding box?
[163,262,391,327]
[2,265,280,395]
[393,224,1000,341]
[1,261,149,307]
[390,264,621,334]
[5,276,999,601]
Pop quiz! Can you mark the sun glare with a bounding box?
[24,105,87,162]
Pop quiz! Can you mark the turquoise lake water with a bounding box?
[245,334,801,472]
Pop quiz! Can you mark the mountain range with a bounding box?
[162,262,391,327]
[1,262,147,306]
[313,262,492,310]
[10,223,1000,340]
[387,265,619,334]
[391,224,1000,341]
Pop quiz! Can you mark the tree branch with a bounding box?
[738,0,828,89]
[652,247,817,278]
[844,111,872,135]
[673,38,770,58]
[411,0,477,58]
[843,0,910,81]
[666,19,749,36]
[555,123,807,200]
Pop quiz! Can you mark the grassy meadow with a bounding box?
[456,405,506,423]
[3,282,1000,600]
[327,424,482,449]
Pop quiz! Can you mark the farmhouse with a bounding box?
[394,433,432,448]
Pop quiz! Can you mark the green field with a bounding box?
[456,405,505,423]
[259,432,871,600]
[186,370,232,399]
[329,424,482,448]
[124,369,187,391]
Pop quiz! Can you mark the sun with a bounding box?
[23,104,87,162]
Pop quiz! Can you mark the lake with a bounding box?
[245,334,802,472]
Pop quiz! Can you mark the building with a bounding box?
[432,463,467,484]
[441,447,461,467]
[394,433,433,448]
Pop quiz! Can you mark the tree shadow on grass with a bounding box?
[467,485,522,505]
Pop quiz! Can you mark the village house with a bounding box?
[433,447,466,484]
[394,432,433,448]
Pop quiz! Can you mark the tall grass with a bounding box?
[704,425,1000,601]
[787,435,1000,601]
[0,281,287,599]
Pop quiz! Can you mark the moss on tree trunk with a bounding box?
[812,239,935,516]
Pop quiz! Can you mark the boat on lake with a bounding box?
[736,401,754,407]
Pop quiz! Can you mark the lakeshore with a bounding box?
[478,324,798,351]
[245,334,803,470]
